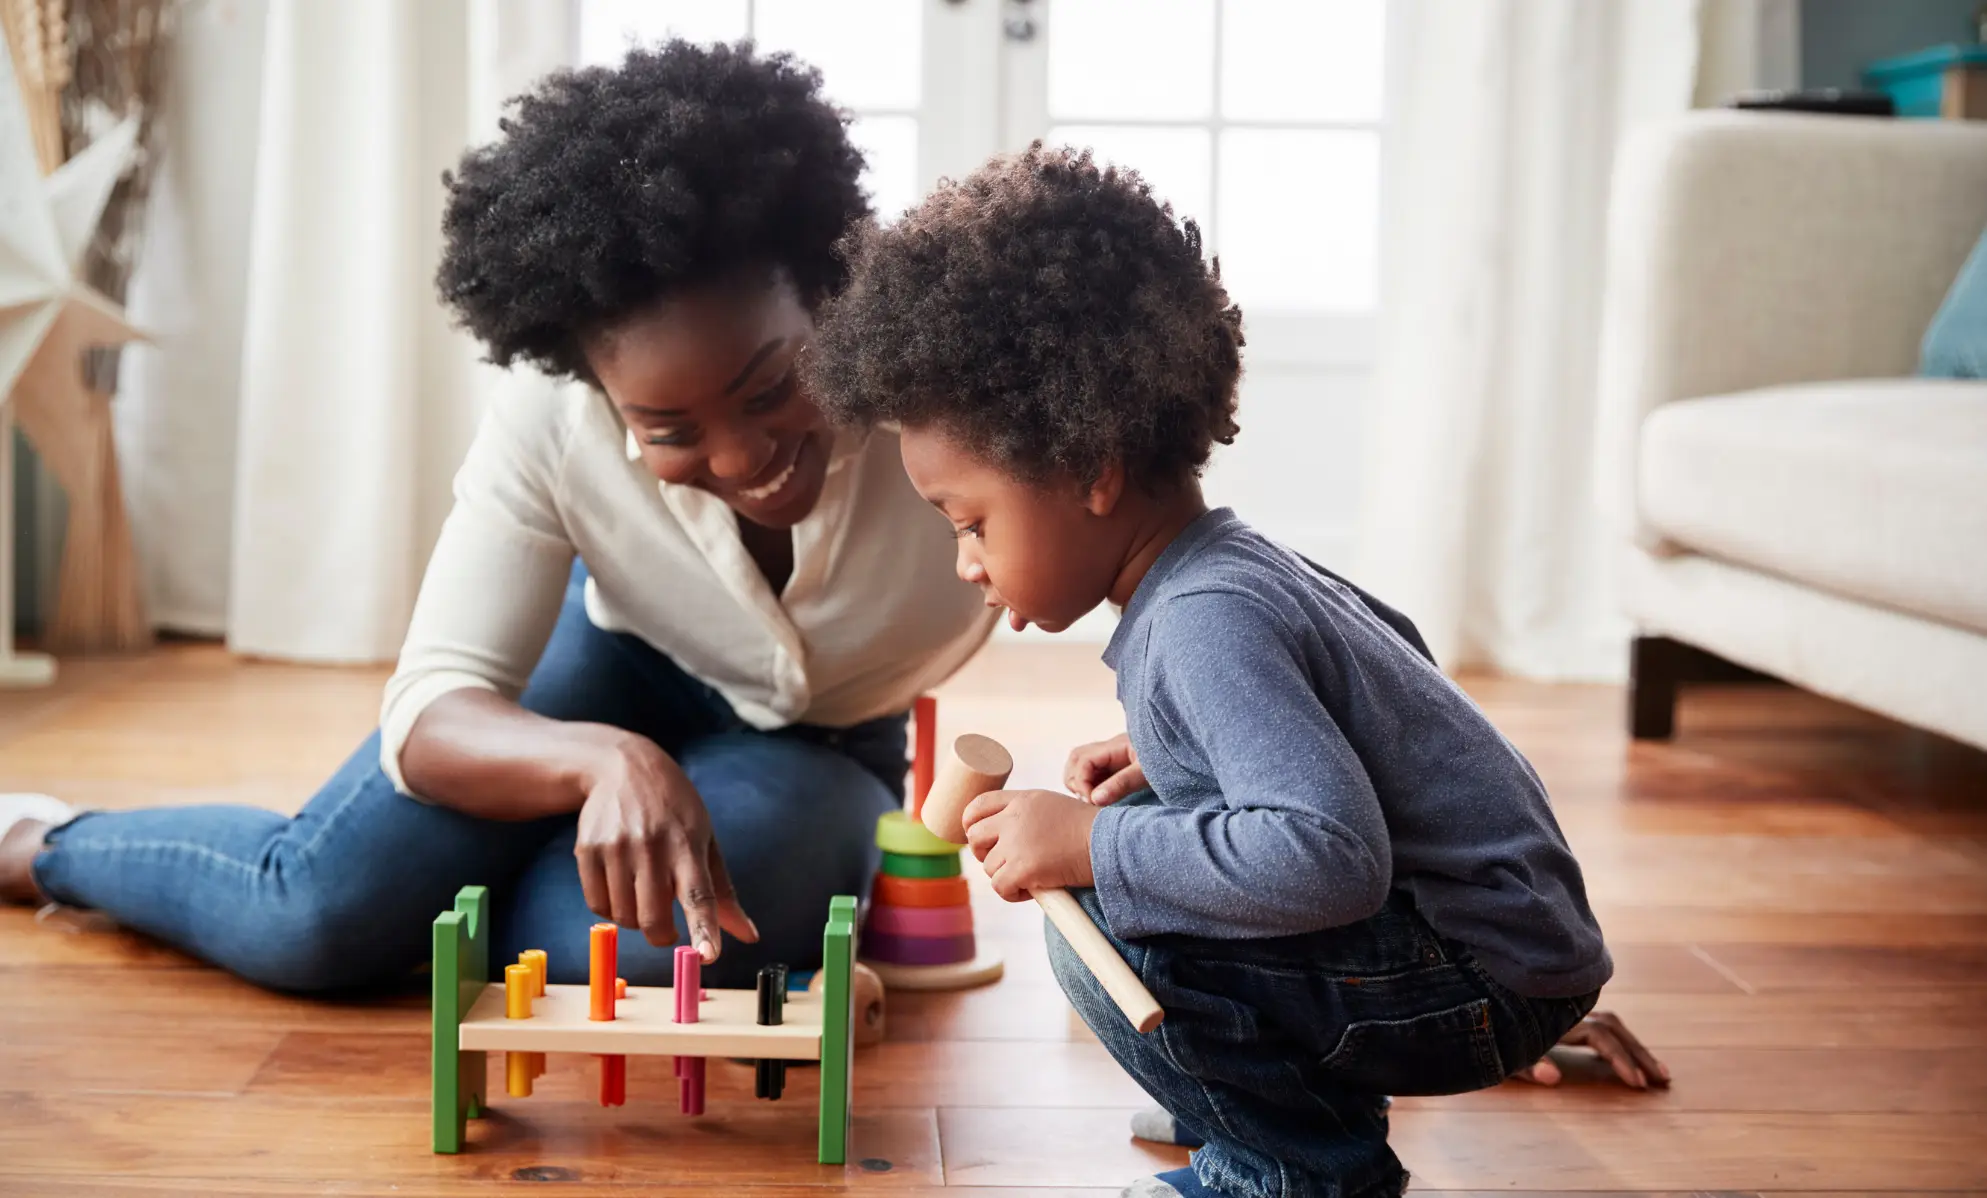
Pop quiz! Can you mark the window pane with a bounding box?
[755,0,922,111]
[1217,129,1377,311]
[578,0,747,66]
[1221,0,1386,122]
[850,115,920,224]
[1048,125,1212,234]
[1049,0,1215,121]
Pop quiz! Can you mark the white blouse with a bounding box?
[378,376,996,796]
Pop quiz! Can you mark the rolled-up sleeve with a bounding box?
[378,382,578,797]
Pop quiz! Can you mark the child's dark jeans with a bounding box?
[1047,886,1599,1198]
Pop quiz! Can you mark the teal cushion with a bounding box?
[1921,223,1987,379]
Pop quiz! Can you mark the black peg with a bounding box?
[755,964,789,1100]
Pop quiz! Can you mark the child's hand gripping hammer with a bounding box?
[922,733,1165,1034]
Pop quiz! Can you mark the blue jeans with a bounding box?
[34,566,905,993]
[1049,880,1598,1198]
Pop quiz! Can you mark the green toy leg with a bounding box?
[817,894,857,1165]
[433,886,491,1152]
[461,886,489,1119]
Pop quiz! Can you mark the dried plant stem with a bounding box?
[40,0,69,91]
[3,0,65,171]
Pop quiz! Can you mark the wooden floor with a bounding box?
[2,641,1985,1196]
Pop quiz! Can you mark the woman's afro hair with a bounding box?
[435,39,869,381]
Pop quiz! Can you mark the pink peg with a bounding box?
[681,1057,706,1115]
[671,945,706,1114]
[673,946,702,1024]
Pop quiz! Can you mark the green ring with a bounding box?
[875,811,964,857]
[879,849,961,879]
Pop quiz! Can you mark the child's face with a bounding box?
[899,426,1126,634]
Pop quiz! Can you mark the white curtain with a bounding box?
[1354,0,1718,681]
[117,0,573,661]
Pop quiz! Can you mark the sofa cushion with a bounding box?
[1638,379,1987,636]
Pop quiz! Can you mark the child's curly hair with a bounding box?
[435,40,869,383]
[807,143,1243,491]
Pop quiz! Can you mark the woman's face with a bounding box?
[583,273,832,529]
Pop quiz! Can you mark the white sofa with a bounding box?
[1598,111,1987,750]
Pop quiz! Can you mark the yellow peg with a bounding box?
[520,949,547,997]
[505,963,534,1020]
[503,963,537,1096]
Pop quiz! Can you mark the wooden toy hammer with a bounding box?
[921,733,1165,1034]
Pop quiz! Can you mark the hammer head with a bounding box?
[919,733,1014,843]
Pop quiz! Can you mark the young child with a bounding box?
[805,145,1614,1198]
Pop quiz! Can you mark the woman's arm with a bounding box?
[397,689,626,821]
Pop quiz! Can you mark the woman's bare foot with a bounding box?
[0,818,52,904]
[0,794,72,905]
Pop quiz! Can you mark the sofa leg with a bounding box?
[1629,636,1679,740]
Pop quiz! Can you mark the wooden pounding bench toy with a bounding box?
[430,887,859,1164]
[427,699,1156,1166]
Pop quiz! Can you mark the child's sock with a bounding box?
[1122,1165,1218,1197]
[1129,1105,1204,1148]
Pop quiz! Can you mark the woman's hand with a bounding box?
[1513,1010,1671,1089]
[1065,733,1147,806]
[575,734,759,960]
[961,788,1100,901]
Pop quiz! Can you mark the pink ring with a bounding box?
[865,903,975,938]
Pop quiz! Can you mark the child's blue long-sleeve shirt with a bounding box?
[1090,508,1612,999]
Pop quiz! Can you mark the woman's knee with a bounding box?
[674,734,894,976]
[683,734,894,884]
[233,853,507,993]
[218,867,439,993]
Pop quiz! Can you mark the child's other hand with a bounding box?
[1065,733,1147,806]
[961,788,1100,901]
[1513,1011,1671,1089]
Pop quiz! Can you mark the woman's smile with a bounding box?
[737,455,798,503]
[716,429,828,527]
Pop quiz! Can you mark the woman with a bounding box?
[0,41,993,990]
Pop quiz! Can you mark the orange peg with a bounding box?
[616,977,627,1000]
[598,1053,626,1107]
[589,923,617,1022]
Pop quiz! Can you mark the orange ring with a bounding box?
[873,872,970,909]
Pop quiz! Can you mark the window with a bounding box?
[576,0,924,220]
[1041,0,1386,315]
